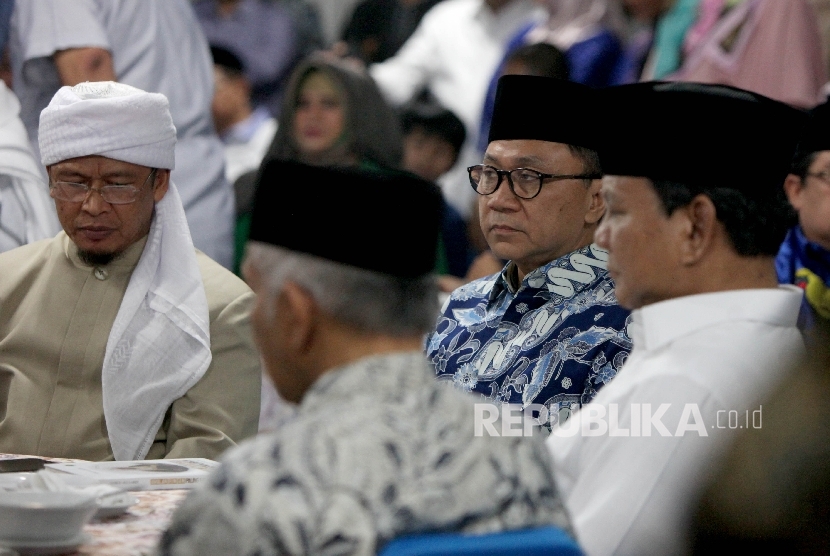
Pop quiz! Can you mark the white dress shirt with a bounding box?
[370,0,541,218]
[547,286,805,555]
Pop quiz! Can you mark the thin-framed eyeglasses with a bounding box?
[49,169,158,205]
[806,170,830,187]
[467,164,602,200]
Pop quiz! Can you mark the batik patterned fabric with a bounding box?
[158,352,571,556]
[427,244,632,425]
[776,225,830,328]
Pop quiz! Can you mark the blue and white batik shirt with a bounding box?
[427,244,632,424]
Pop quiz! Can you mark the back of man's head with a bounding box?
[247,161,442,331]
[245,161,443,400]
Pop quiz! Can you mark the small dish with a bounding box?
[0,532,90,555]
[0,492,97,543]
[94,492,138,519]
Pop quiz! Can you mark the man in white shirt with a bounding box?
[369,0,541,218]
[9,0,235,268]
[546,82,808,555]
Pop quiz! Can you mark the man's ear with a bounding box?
[152,169,171,202]
[783,174,804,211]
[584,178,605,225]
[277,281,318,355]
[676,194,718,265]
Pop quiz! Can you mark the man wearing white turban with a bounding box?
[8,0,235,269]
[0,82,261,462]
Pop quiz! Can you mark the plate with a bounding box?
[94,492,138,519]
[0,532,90,555]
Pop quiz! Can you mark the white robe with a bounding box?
[0,81,59,252]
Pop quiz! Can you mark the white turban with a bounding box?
[38,81,176,169]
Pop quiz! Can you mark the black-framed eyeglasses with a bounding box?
[467,164,601,200]
[49,169,158,205]
[806,170,830,186]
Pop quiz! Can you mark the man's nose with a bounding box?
[80,188,112,215]
[485,176,521,211]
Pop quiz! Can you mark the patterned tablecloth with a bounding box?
[0,455,188,555]
[79,489,187,556]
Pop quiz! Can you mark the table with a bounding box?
[0,455,190,555]
[79,489,187,556]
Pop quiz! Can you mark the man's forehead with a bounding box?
[483,139,576,166]
[601,175,654,198]
[50,155,150,175]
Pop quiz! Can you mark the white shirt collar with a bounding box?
[630,285,804,352]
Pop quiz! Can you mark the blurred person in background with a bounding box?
[0,0,57,251]
[777,100,830,331]
[159,160,572,555]
[691,322,830,554]
[622,0,700,81]
[401,99,473,279]
[622,0,826,107]
[210,46,278,186]
[232,55,403,272]
[9,0,236,268]
[193,0,307,117]
[341,0,443,64]
[504,0,627,87]
[0,78,60,252]
[671,0,826,108]
[369,0,542,222]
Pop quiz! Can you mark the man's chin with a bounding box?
[77,249,121,267]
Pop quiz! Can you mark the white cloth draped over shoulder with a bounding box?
[38,82,212,460]
[103,180,211,461]
[0,81,59,251]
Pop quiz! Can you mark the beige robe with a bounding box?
[0,232,261,460]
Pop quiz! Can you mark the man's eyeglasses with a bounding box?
[49,169,158,205]
[467,164,601,200]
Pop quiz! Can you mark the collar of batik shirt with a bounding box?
[488,243,610,303]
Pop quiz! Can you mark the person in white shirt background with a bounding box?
[546,82,808,556]
[369,0,543,221]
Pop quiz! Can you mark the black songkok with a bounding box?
[596,82,807,194]
[794,99,830,158]
[249,160,442,278]
[488,75,599,151]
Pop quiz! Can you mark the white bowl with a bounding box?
[0,492,97,543]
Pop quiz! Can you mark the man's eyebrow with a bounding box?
[482,154,548,167]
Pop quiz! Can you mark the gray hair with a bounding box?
[245,242,439,336]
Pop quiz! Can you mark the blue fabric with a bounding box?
[651,0,701,79]
[477,25,628,152]
[0,0,13,53]
[426,245,631,423]
[566,29,625,88]
[442,202,473,277]
[776,226,830,329]
[379,527,583,556]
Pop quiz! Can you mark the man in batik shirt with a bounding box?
[158,161,572,555]
[426,75,631,426]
